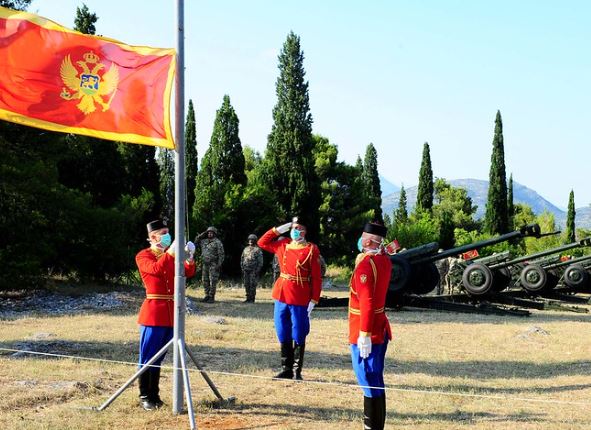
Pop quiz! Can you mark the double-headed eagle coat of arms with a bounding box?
[60,51,119,115]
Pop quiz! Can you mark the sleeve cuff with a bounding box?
[311,299,319,305]
[272,227,280,235]
[359,331,371,337]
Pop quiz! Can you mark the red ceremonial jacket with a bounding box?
[348,252,392,344]
[135,247,196,327]
[258,228,322,306]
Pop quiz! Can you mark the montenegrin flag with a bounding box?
[0,6,176,148]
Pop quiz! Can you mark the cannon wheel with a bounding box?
[411,262,440,295]
[491,267,512,292]
[462,263,493,296]
[563,264,589,289]
[389,255,412,292]
[519,264,547,292]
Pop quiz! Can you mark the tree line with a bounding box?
[0,2,583,290]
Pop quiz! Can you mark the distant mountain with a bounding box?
[379,175,399,196]
[381,178,590,229]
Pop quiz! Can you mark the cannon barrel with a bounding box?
[414,223,541,265]
[544,254,591,270]
[489,237,591,270]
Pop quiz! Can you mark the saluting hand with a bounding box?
[276,222,292,234]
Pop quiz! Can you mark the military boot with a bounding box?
[293,342,305,380]
[363,396,385,430]
[149,368,163,408]
[274,342,294,379]
[139,372,157,411]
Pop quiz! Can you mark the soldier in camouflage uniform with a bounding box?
[446,255,465,295]
[272,254,280,284]
[195,226,225,303]
[241,234,264,302]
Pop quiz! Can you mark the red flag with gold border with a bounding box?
[0,6,175,148]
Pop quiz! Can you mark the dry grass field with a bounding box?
[1,279,590,430]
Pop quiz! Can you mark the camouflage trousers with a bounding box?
[242,270,259,302]
[202,264,220,299]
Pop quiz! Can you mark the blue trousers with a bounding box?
[273,301,310,345]
[351,338,388,397]
[139,325,173,374]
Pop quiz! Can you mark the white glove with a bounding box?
[357,335,372,359]
[185,241,196,259]
[307,302,315,318]
[276,222,292,234]
[166,240,177,256]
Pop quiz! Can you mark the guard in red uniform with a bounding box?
[349,222,392,430]
[258,216,322,380]
[135,219,196,410]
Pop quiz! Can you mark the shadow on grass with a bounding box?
[224,401,547,425]
[2,340,590,381]
[395,382,591,395]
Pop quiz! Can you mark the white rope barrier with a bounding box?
[1,347,590,407]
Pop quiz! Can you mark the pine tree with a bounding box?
[416,142,434,212]
[185,100,198,212]
[566,190,576,243]
[395,185,408,225]
[263,32,320,237]
[507,173,514,230]
[362,143,383,222]
[484,110,508,234]
[0,1,31,11]
[74,4,97,34]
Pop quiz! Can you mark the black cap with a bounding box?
[292,215,307,228]
[147,219,167,233]
[363,222,387,238]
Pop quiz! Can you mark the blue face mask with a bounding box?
[159,233,172,248]
[357,237,364,252]
[290,229,302,241]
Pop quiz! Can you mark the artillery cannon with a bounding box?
[484,237,591,293]
[389,224,542,296]
[543,253,591,290]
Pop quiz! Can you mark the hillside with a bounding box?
[381,178,590,229]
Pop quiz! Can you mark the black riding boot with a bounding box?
[293,342,305,380]
[274,342,294,379]
[139,372,157,410]
[149,368,163,408]
[363,396,385,430]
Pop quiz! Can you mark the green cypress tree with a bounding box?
[158,148,175,223]
[362,143,383,222]
[395,185,408,225]
[193,95,246,272]
[507,173,514,231]
[416,142,434,212]
[193,95,246,227]
[484,110,508,234]
[185,100,198,212]
[263,32,320,237]
[566,190,576,243]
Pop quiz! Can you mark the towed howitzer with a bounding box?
[543,253,591,290]
[389,224,542,296]
[483,237,591,293]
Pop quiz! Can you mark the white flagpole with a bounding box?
[173,0,186,415]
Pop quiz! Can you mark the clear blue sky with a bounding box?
[29,1,591,208]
